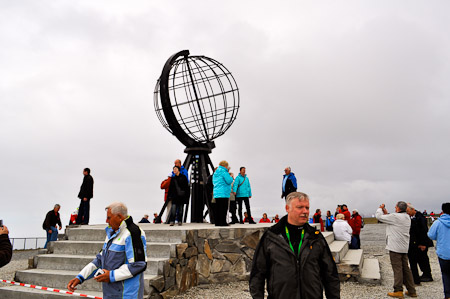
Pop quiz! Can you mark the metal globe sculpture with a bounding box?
[154,50,240,147]
[154,50,240,223]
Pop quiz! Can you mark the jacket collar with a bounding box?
[105,216,133,238]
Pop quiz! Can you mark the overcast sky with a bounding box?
[2,1,450,238]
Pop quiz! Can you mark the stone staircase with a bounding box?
[322,231,381,284]
[0,224,185,298]
[0,223,380,298]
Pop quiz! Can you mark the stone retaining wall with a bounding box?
[149,227,268,299]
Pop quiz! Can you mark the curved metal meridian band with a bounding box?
[159,49,197,147]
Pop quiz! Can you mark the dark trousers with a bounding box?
[169,203,184,223]
[439,258,450,298]
[229,200,238,223]
[236,197,253,223]
[408,246,432,283]
[76,199,90,224]
[352,234,361,249]
[389,251,416,293]
[214,198,229,226]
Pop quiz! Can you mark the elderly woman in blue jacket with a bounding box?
[213,160,234,226]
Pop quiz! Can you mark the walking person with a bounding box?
[76,168,94,225]
[43,204,62,249]
[167,166,189,226]
[67,202,147,299]
[213,161,233,226]
[376,202,417,298]
[250,192,340,298]
[233,167,255,224]
[281,166,297,199]
[428,202,450,299]
[406,203,433,285]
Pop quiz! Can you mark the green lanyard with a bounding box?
[285,226,305,257]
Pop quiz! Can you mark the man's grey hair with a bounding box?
[106,202,128,217]
[396,201,407,212]
[407,203,415,210]
[286,192,309,207]
[54,204,60,209]
[286,166,291,171]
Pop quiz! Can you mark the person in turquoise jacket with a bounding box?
[428,202,450,299]
[233,167,255,224]
[213,161,233,226]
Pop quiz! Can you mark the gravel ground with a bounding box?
[174,223,445,299]
[0,249,39,287]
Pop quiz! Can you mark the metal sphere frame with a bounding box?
[154,50,240,223]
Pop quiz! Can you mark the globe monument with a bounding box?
[154,50,240,222]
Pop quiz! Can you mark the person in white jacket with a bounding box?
[376,202,417,298]
[332,214,352,243]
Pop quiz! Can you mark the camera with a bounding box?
[0,220,3,227]
[94,269,105,277]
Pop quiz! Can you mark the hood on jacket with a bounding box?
[438,214,450,227]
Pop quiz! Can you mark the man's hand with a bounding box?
[67,277,80,292]
[48,230,52,234]
[0,226,9,235]
[83,198,88,202]
[418,245,426,251]
[379,204,385,209]
[94,269,110,283]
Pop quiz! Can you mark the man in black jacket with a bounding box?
[0,225,12,268]
[43,204,62,249]
[250,192,340,299]
[76,168,94,225]
[407,203,434,284]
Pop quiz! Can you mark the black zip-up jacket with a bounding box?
[250,215,340,299]
[78,174,94,199]
[410,211,433,248]
[0,234,12,268]
[42,210,62,231]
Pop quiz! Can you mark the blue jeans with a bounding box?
[439,257,450,298]
[169,203,184,223]
[44,226,58,249]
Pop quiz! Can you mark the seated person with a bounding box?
[243,211,255,223]
[332,213,353,244]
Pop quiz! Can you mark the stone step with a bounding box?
[322,232,334,245]
[328,240,349,264]
[358,258,381,284]
[36,254,168,275]
[336,249,364,275]
[51,241,103,255]
[66,227,106,241]
[0,285,103,299]
[14,268,158,293]
[51,240,177,258]
[144,230,186,243]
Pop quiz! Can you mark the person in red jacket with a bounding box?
[313,209,324,232]
[341,204,351,222]
[349,209,362,249]
[161,176,172,224]
[259,213,271,223]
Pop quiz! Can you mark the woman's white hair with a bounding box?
[106,202,128,217]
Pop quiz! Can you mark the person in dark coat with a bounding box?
[407,203,434,284]
[43,204,62,249]
[167,166,189,226]
[76,168,94,225]
[349,209,362,249]
[281,166,297,199]
[0,225,12,268]
[250,192,340,299]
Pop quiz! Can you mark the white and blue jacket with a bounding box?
[76,216,147,299]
